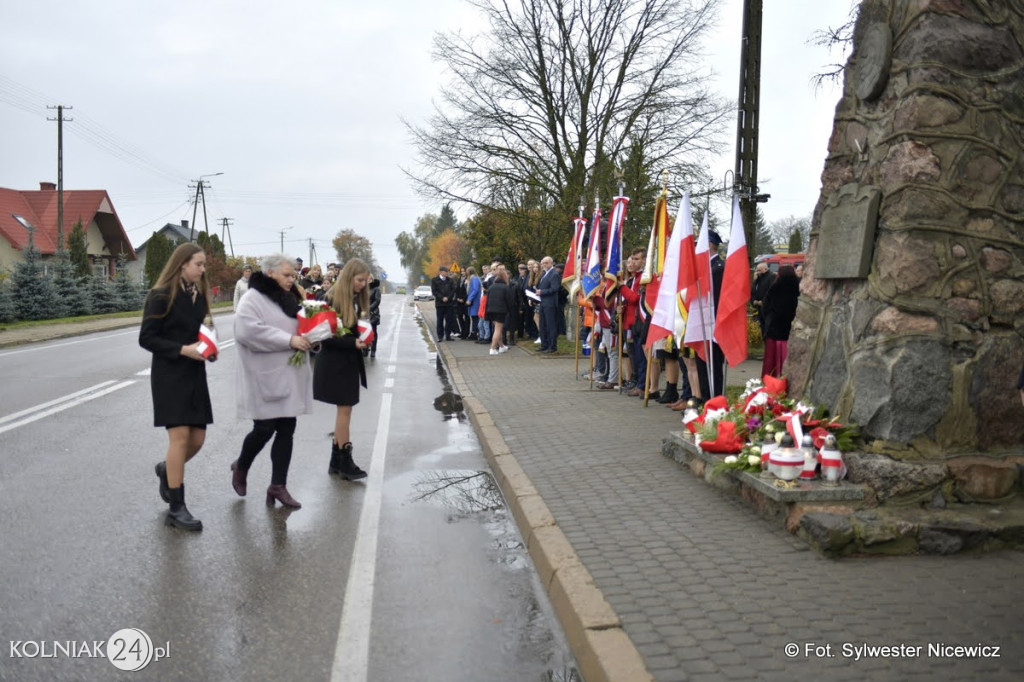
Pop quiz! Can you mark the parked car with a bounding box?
[395,285,407,295]
[413,285,434,301]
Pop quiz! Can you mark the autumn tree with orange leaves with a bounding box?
[423,229,472,277]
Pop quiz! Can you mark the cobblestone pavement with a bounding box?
[10,309,1024,680]
[422,306,1024,682]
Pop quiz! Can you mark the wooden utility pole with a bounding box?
[189,173,222,241]
[47,104,73,249]
[734,0,768,265]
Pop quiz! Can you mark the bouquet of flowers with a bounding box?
[288,301,338,366]
[691,374,860,456]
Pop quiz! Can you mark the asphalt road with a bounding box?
[0,295,578,681]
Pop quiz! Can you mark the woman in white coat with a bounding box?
[231,254,313,508]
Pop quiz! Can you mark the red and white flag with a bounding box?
[357,319,375,345]
[646,194,691,348]
[196,324,219,359]
[561,217,587,287]
[714,195,750,367]
[683,212,714,352]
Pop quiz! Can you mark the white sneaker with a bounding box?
[489,349,500,355]
[533,338,542,344]
[498,345,509,353]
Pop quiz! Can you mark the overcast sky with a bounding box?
[0,0,854,283]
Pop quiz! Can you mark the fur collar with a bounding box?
[248,271,302,318]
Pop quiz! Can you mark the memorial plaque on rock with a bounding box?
[816,183,881,279]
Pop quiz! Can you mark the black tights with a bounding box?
[237,417,297,485]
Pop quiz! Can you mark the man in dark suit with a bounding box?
[536,256,560,353]
[696,230,727,399]
[431,266,457,341]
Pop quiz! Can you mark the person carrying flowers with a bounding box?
[230,253,313,509]
[314,258,372,480]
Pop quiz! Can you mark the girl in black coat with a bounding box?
[138,243,216,531]
[485,266,516,355]
[760,265,801,378]
[314,258,371,480]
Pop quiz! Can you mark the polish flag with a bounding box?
[682,213,714,353]
[646,194,691,348]
[714,196,750,367]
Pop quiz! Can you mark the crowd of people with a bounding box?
[429,258,569,355]
[425,239,805,414]
[140,245,375,531]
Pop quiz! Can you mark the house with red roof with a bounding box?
[0,182,136,278]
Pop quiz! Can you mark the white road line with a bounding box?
[383,377,395,389]
[0,381,117,425]
[0,329,139,357]
[330,302,403,682]
[0,380,135,435]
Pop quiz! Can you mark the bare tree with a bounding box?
[406,0,730,223]
[809,1,860,90]
[768,214,812,252]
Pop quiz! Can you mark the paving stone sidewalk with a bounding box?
[10,309,1024,680]
[422,306,1024,682]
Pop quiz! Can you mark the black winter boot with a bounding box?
[328,441,344,475]
[154,462,170,503]
[657,384,679,404]
[338,442,367,481]
[166,485,203,531]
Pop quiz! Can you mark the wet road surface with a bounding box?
[0,295,579,681]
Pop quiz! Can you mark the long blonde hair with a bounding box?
[146,242,210,319]
[329,258,371,328]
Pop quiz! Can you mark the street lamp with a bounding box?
[189,172,224,241]
[279,226,293,251]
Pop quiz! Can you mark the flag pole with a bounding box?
[573,202,584,379]
[589,192,599,390]
[615,178,625,391]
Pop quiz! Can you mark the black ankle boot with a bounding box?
[154,462,170,503]
[328,441,344,475]
[338,442,367,481]
[166,485,203,531]
[657,384,679,404]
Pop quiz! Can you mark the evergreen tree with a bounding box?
[436,204,458,233]
[753,207,774,256]
[788,230,804,254]
[113,252,143,311]
[9,228,60,321]
[197,231,226,260]
[0,279,16,323]
[144,232,172,287]
[68,219,91,279]
[85,272,120,314]
[51,247,92,317]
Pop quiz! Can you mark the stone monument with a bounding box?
[787,0,1024,462]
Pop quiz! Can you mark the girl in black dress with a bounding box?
[313,258,371,480]
[139,243,216,531]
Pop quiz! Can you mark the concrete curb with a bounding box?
[432,329,654,682]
